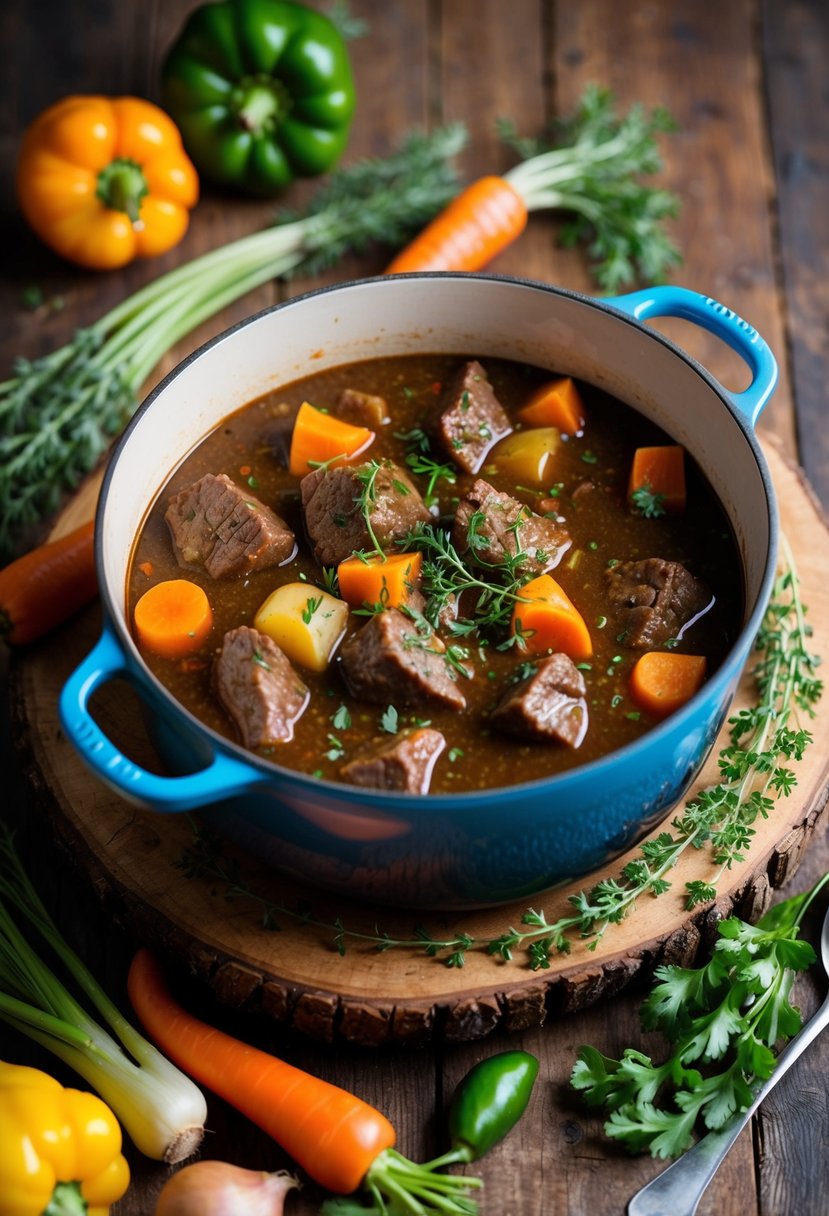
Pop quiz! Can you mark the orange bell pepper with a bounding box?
[16,95,199,270]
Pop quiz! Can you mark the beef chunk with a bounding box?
[452,480,570,574]
[166,473,296,579]
[605,557,713,648]
[491,654,588,747]
[335,388,389,430]
[300,461,431,567]
[431,360,512,473]
[213,626,309,749]
[339,608,468,710]
[341,728,446,793]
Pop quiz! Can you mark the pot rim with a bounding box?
[95,271,779,808]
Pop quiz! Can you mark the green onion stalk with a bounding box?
[0,126,466,562]
[0,825,207,1162]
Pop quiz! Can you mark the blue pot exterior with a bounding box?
[59,276,779,910]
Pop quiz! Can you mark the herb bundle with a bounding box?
[571,871,829,1157]
[0,127,466,562]
[178,544,821,971]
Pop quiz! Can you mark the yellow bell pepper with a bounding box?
[16,95,198,270]
[0,1061,130,1216]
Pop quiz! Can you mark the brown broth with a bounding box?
[127,354,743,793]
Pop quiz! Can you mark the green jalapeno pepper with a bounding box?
[447,1050,539,1162]
[161,0,356,195]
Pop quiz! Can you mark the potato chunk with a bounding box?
[254,582,349,672]
[492,427,561,484]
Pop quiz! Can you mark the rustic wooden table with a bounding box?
[2,2,828,1213]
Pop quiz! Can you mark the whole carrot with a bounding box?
[385,175,527,273]
[127,949,481,1211]
[0,519,97,645]
[385,86,681,288]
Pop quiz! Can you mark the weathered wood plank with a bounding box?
[762,0,829,504]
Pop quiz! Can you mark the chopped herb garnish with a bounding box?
[321,566,340,596]
[580,450,598,465]
[302,596,322,624]
[611,694,623,708]
[447,747,464,762]
[324,734,345,760]
[247,474,259,489]
[380,705,399,734]
[307,450,348,472]
[331,704,351,731]
[251,649,271,671]
[404,451,457,504]
[596,615,607,629]
[625,710,641,721]
[630,482,667,518]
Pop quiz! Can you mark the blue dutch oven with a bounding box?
[60,275,778,909]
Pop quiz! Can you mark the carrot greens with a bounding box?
[0,126,466,562]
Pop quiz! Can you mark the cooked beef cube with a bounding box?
[605,557,713,648]
[166,473,296,579]
[300,461,431,567]
[491,653,588,747]
[339,608,468,710]
[452,479,570,574]
[335,388,389,430]
[431,360,512,473]
[341,728,446,793]
[213,626,309,749]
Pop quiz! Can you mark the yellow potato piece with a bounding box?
[493,426,561,484]
[254,582,349,672]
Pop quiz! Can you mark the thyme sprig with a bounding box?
[0,126,466,560]
[400,521,530,633]
[178,542,821,970]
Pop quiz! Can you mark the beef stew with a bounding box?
[127,354,742,795]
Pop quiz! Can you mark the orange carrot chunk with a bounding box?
[628,445,686,513]
[517,377,586,435]
[133,578,213,660]
[338,552,422,609]
[288,401,374,477]
[512,574,592,660]
[629,651,706,719]
[385,176,529,273]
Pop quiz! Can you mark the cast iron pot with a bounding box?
[60,275,778,910]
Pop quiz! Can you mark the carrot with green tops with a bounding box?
[133,579,213,660]
[628,445,686,515]
[512,574,592,660]
[289,402,374,477]
[338,551,422,610]
[629,651,706,718]
[127,948,483,1211]
[384,87,681,289]
[517,377,585,435]
[0,519,97,646]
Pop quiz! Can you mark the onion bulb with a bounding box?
[155,1161,300,1216]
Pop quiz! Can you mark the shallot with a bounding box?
[155,1161,300,1216]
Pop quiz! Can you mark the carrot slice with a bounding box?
[385,176,529,273]
[628,445,686,513]
[517,377,586,435]
[338,551,422,609]
[288,401,374,477]
[133,578,213,660]
[512,574,592,659]
[629,651,706,718]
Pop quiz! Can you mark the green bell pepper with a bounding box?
[161,0,356,195]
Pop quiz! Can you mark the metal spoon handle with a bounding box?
[627,995,829,1216]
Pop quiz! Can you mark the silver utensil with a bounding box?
[627,898,829,1216]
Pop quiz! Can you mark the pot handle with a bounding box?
[60,625,264,812]
[607,286,778,427]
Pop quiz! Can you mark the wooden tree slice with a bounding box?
[10,442,829,1045]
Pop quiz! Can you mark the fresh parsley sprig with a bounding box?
[571,870,829,1158]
